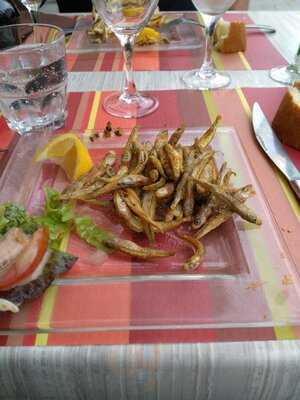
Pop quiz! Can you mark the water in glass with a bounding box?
[0,24,67,135]
[192,0,237,15]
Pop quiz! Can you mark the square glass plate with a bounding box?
[0,127,300,333]
[67,13,204,54]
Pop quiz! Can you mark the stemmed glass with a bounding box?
[183,0,237,90]
[20,0,42,23]
[92,0,159,118]
[270,43,300,85]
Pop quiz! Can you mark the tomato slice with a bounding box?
[0,228,49,291]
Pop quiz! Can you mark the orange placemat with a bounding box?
[1,87,300,346]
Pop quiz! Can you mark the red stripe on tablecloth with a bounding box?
[0,313,12,331]
[71,52,99,72]
[159,49,201,71]
[129,281,217,342]
[137,90,182,129]
[50,284,131,344]
[64,92,83,130]
[101,52,116,71]
[133,50,160,71]
[47,331,130,345]
[177,89,211,127]
[66,53,79,72]
[0,336,8,346]
[130,326,276,343]
[0,117,14,148]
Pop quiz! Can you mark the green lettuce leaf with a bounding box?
[35,187,74,250]
[0,203,38,237]
[74,216,112,252]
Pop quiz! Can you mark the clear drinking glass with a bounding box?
[92,0,159,118]
[20,0,42,22]
[183,0,237,90]
[270,43,300,85]
[0,24,67,135]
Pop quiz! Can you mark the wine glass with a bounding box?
[183,0,237,90]
[92,0,159,118]
[20,0,42,23]
[270,44,300,85]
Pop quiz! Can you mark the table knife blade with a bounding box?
[252,102,300,200]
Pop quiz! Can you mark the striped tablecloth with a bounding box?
[1,86,300,346]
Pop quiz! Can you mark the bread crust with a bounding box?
[272,88,300,151]
[293,81,300,90]
[215,21,246,54]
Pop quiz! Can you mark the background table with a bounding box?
[1,10,300,400]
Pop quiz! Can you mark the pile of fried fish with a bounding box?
[61,117,261,271]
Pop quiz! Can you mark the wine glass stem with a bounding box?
[200,15,219,77]
[118,34,138,101]
[28,6,38,23]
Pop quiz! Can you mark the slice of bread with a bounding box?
[214,18,246,54]
[272,87,300,150]
[294,81,300,90]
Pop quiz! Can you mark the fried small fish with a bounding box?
[165,204,183,222]
[142,191,157,243]
[196,180,262,225]
[148,155,166,178]
[164,143,181,181]
[149,169,159,182]
[178,234,205,271]
[193,115,221,152]
[103,237,174,259]
[154,217,189,233]
[122,189,162,231]
[114,191,143,233]
[143,177,166,191]
[169,125,185,147]
[93,175,149,197]
[155,183,175,199]
[183,177,195,217]
[121,126,139,167]
[195,210,232,240]
[130,143,149,175]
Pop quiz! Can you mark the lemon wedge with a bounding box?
[136,27,160,46]
[34,133,93,181]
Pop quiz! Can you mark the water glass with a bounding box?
[0,24,67,135]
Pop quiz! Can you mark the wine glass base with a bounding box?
[103,92,159,119]
[182,69,231,90]
[269,66,300,85]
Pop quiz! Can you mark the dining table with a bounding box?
[1,8,300,400]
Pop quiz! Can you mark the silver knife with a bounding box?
[159,17,276,34]
[252,102,300,200]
